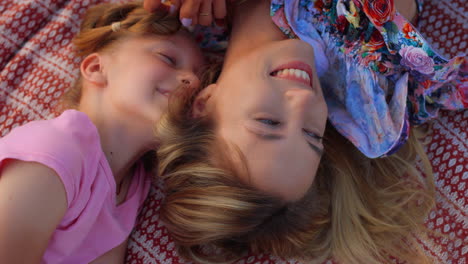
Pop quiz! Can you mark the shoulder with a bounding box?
[0,110,101,206]
[0,159,68,211]
[0,159,67,263]
[2,109,97,145]
[0,110,100,161]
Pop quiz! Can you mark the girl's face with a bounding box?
[198,39,328,201]
[103,31,204,127]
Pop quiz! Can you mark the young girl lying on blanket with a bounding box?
[0,2,203,263]
[141,0,466,263]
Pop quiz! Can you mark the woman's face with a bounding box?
[199,39,328,201]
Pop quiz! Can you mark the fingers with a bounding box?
[143,0,162,12]
[178,0,228,27]
[180,0,201,27]
[144,0,177,13]
[168,0,181,14]
[212,0,227,19]
[198,0,214,26]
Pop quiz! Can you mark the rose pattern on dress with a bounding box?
[362,0,395,26]
[362,29,386,52]
[270,0,467,157]
[399,46,435,75]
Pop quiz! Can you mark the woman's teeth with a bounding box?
[271,68,311,82]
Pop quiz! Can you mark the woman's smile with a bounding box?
[270,61,313,87]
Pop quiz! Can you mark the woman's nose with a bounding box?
[285,88,313,112]
[178,71,200,89]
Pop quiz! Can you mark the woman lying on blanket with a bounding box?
[141,0,466,263]
[0,2,204,263]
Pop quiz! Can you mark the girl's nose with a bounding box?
[178,71,200,89]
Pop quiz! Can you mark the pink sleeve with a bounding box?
[0,119,84,208]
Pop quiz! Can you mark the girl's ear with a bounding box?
[192,84,216,118]
[80,53,107,86]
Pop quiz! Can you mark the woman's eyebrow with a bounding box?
[246,129,324,156]
[248,130,284,140]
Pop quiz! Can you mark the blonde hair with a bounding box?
[62,1,181,109]
[156,65,436,263]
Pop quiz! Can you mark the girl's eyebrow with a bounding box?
[149,38,177,48]
[244,127,324,156]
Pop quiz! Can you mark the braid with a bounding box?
[73,2,180,56]
[78,3,139,31]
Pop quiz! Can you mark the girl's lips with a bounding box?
[270,61,314,87]
[156,88,171,97]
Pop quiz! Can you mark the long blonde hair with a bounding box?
[156,64,436,264]
[62,1,181,109]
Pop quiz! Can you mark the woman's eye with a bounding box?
[256,119,281,126]
[304,129,323,141]
[158,53,176,66]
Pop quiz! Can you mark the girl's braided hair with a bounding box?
[64,1,180,108]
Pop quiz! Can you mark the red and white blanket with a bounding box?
[0,0,466,263]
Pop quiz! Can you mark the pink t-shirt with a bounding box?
[0,110,151,264]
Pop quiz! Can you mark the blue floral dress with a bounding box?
[195,0,467,158]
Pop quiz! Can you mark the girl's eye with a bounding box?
[256,119,281,126]
[158,53,176,66]
[304,129,323,141]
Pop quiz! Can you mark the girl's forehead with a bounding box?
[140,31,197,46]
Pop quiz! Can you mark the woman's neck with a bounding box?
[223,0,287,68]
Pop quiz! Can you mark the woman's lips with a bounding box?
[270,61,314,87]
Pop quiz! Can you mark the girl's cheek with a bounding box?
[139,61,168,77]
[148,59,172,72]
[150,68,172,81]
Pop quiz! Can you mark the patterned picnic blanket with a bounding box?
[0,0,466,263]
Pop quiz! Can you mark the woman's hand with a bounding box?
[143,0,227,27]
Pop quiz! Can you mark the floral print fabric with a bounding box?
[271,0,467,157]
